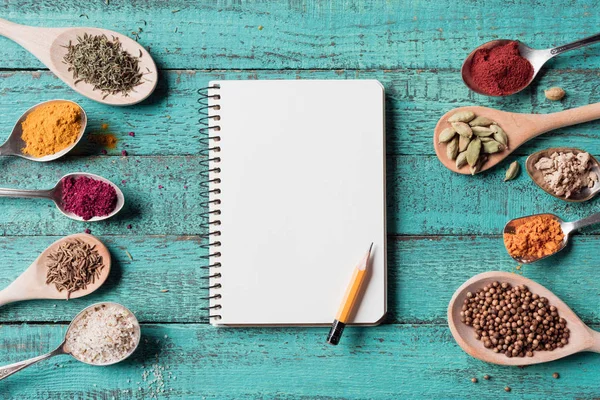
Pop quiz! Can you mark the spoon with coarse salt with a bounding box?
[0,233,111,307]
[448,271,600,366]
[503,212,600,264]
[462,33,600,96]
[0,100,87,162]
[0,302,140,380]
[433,103,600,174]
[0,172,124,221]
[0,18,157,106]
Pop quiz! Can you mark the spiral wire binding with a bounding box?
[197,84,223,321]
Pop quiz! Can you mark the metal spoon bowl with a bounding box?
[0,172,124,222]
[0,302,140,380]
[526,147,600,203]
[503,212,600,264]
[462,33,600,96]
[0,100,87,162]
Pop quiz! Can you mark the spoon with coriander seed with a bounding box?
[434,103,600,175]
[0,172,124,222]
[448,271,600,366]
[0,302,139,380]
[0,18,157,106]
[0,100,87,162]
[0,233,111,307]
[503,212,600,264]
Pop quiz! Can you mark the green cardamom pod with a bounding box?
[451,122,473,139]
[491,125,508,147]
[438,127,456,143]
[479,137,494,142]
[466,137,481,167]
[470,155,488,175]
[448,111,475,123]
[446,137,459,160]
[458,135,470,152]
[472,126,494,137]
[482,140,505,154]
[456,151,468,169]
[469,116,494,127]
[504,161,520,182]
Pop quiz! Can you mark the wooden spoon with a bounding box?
[434,103,600,174]
[0,234,111,306]
[0,18,158,106]
[448,271,600,365]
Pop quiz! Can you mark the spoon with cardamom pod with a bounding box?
[503,212,600,264]
[0,302,139,380]
[449,271,600,365]
[0,233,111,307]
[526,147,600,203]
[0,18,157,106]
[462,33,600,96]
[434,103,600,174]
[0,100,87,162]
[0,172,124,222]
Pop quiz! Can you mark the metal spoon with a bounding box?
[526,147,600,203]
[462,33,600,96]
[0,18,158,106]
[0,302,140,380]
[448,271,600,366]
[0,100,87,162]
[0,172,124,222]
[503,212,600,264]
[0,233,111,307]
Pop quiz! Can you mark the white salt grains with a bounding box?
[65,303,139,365]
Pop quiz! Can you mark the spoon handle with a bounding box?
[0,344,65,381]
[591,330,600,353]
[529,102,600,136]
[0,188,54,199]
[564,212,600,234]
[549,33,600,57]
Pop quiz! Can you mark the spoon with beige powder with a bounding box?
[526,147,600,202]
[0,302,140,380]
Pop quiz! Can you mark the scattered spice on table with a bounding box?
[45,238,104,299]
[127,224,132,229]
[101,149,108,155]
[504,215,564,260]
[469,41,533,96]
[460,282,569,358]
[471,377,478,383]
[483,375,490,380]
[65,304,138,365]
[122,150,128,156]
[534,151,598,198]
[63,33,144,98]
[84,228,92,234]
[545,87,566,101]
[88,132,118,149]
[505,386,511,392]
[62,176,118,220]
[552,372,560,379]
[129,131,135,137]
[21,101,82,158]
[504,161,520,182]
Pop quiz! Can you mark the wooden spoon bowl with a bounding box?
[434,103,600,174]
[448,271,600,365]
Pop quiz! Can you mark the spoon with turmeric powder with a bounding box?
[0,100,87,162]
[503,212,600,263]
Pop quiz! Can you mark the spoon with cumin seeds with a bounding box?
[0,233,111,306]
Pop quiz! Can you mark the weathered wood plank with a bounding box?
[2,69,600,157]
[1,235,600,325]
[0,323,598,399]
[1,0,600,70]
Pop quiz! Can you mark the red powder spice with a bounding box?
[61,176,118,221]
[469,41,533,96]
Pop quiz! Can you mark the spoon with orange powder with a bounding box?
[0,100,87,162]
[503,212,600,263]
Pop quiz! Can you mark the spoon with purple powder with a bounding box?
[0,172,124,221]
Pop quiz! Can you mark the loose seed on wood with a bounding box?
[545,87,565,101]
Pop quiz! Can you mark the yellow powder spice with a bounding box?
[21,102,82,158]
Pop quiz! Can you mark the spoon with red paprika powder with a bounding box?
[0,172,124,221]
[463,33,600,96]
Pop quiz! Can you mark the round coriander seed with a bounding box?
[552,372,559,379]
[505,386,511,392]
[471,377,478,383]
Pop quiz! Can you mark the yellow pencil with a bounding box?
[327,243,373,345]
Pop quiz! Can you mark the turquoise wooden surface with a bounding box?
[1,0,600,398]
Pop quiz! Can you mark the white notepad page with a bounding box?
[208,80,386,325]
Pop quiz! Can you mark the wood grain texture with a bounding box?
[0,323,599,399]
[1,0,600,70]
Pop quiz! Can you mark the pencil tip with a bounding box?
[368,242,373,253]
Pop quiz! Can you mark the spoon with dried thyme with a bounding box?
[0,18,157,105]
[0,233,111,306]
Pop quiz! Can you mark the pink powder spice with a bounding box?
[61,176,118,221]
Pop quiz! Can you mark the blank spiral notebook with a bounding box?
[205,80,386,326]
